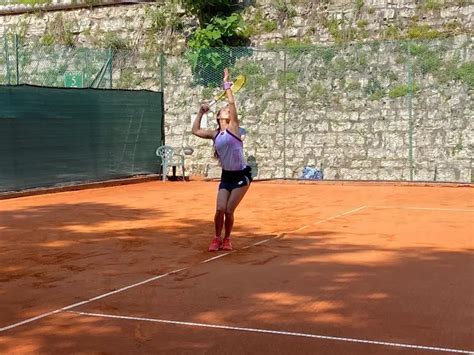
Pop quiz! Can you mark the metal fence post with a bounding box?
[108,48,113,89]
[406,41,414,181]
[14,34,19,85]
[283,49,287,179]
[160,52,165,146]
[4,35,11,85]
[160,52,164,93]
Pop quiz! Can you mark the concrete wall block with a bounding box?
[339,168,380,181]
[379,159,407,168]
[330,120,353,132]
[413,168,436,182]
[336,133,366,145]
[350,160,373,168]
[368,147,404,159]
[341,146,368,159]
[382,131,408,150]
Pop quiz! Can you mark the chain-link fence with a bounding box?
[1,35,472,183]
[167,38,473,183]
[0,34,165,192]
[0,34,164,90]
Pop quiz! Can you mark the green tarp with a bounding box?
[0,85,163,192]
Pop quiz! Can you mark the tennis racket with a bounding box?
[208,74,246,107]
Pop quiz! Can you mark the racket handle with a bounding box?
[208,99,217,106]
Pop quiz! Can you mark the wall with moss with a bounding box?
[0,2,191,55]
[0,1,472,182]
[0,1,472,52]
[244,0,473,46]
[163,38,473,182]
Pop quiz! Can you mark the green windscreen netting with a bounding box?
[0,85,163,192]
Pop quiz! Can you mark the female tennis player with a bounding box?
[192,69,252,252]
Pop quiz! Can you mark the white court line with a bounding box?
[289,225,310,232]
[313,205,367,225]
[68,311,474,354]
[373,206,474,213]
[242,227,312,249]
[244,205,366,245]
[0,269,187,332]
[200,253,232,263]
[283,205,368,234]
[0,206,367,333]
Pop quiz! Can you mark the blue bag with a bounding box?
[301,166,323,180]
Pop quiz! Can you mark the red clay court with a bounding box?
[0,180,473,354]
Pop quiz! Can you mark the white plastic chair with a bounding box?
[155,145,185,181]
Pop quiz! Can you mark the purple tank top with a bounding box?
[214,129,247,171]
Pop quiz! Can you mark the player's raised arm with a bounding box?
[191,103,214,139]
[223,69,238,126]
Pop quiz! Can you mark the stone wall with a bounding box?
[245,0,473,46]
[0,2,191,54]
[163,39,473,183]
[0,1,472,182]
[0,1,472,50]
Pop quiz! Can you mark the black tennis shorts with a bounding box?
[219,166,253,192]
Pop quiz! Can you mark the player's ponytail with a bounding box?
[213,109,222,160]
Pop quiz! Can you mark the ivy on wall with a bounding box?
[182,0,251,86]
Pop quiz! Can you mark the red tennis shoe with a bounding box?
[208,237,222,252]
[222,238,233,251]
